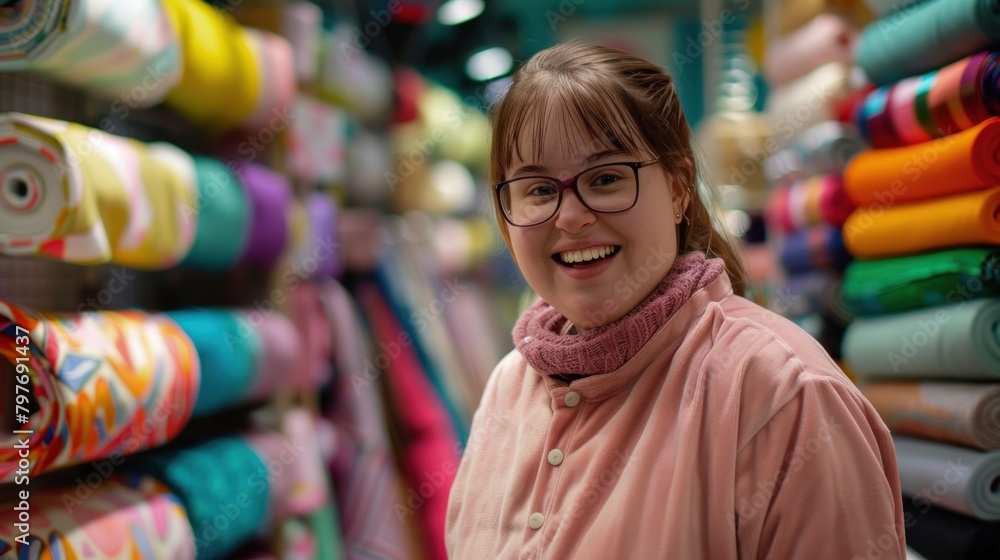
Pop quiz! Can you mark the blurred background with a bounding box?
[1,0,999,559]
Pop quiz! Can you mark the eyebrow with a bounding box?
[510,149,633,177]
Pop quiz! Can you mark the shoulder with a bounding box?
[695,294,872,450]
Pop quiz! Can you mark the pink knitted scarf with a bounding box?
[513,252,724,377]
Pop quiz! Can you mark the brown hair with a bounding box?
[489,41,747,295]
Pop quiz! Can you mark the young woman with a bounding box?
[446,42,905,559]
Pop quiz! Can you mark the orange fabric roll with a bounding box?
[844,117,1000,206]
[842,185,1000,258]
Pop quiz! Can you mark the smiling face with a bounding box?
[505,100,688,331]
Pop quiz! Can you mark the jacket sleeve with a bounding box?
[733,376,906,560]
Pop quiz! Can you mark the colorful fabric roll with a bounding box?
[845,117,1000,206]
[131,436,272,560]
[842,298,1000,380]
[245,311,301,401]
[764,14,858,87]
[859,51,1000,147]
[779,224,852,273]
[161,0,269,130]
[287,94,348,184]
[235,163,291,268]
[0,112,197,267]
[861,381,1000,449]
[842,247,1000,315]
[282,1,322,84]
[766,174,856,232]
[0,0,181,105]
[0,475,195,559]
[0,301,199,483]
[842,186,1000,259]
[893,435,1000,521]
[288,282,333,390]
[242,29,296,132]
[766,62,860,143]
[856,0,1000,85]
[179,157,251,271]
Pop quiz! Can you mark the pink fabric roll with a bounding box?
[246,311,301,400]
[245,29,297,132]
[288,282,333,389]
[890,76,935,145]
[244,430,297,525]
[764,13,858,87]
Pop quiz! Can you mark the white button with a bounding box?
[528,512,544,529]
[547,449,564,466]
[563,391,580,407]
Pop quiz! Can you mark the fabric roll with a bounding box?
[0,112,197,267]
[316,24,394,123]
[245,311,300,401]
[0,301,200,483]
[163,310,258,416]
[903,499,1000,560]
[280,409,331,516]
[842,247,1000,315]
[234,163,291,268]
[288,282,333,390]
[862,381,1000,449]
[794,121,868,175]
[779,224,852,273]
[842,186,1000,259]
[764,14,858,87]
[859,51,1000,147]
[131,436,272,560]
[766,174,856,232]
[766,62,860,142]
[282,1,322,84]
[0,475,195,559]
[287,94,348,184]
[180,156,251,271]
[161,0,261,130]
[856,0,1000,85]
[0,0,181,105]
[893,435,1000,520]
[305,192,341,279]
[844,117,1000,206]
[243,29,297,132]
[842,298,1000,379]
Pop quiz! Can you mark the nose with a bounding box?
[553,188,596,233]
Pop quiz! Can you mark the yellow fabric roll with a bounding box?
[162,0,261,130]
[843,186,1000,258]
[0,113,197,267]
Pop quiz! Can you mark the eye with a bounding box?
[1,167,42,212]
[526,182,558,197]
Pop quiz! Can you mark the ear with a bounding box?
[673,183,691,224]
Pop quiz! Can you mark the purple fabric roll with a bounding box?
[236,164,291,268]
[306,193,341,279]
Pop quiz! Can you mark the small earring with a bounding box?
[675,213,681,220]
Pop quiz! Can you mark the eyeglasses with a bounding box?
[494,160,659,227]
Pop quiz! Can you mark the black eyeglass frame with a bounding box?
[493,159,660,227]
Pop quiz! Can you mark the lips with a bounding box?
[554,245,619,266]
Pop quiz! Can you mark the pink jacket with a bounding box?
[446,273,905,559]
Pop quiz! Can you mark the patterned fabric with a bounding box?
[514,252,724,376]
[0,0,182,105]
[0,475,196,559]
[0,300,200,483]
[0,112,198,267]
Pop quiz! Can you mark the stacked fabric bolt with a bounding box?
[841,5,1000,554]
[0,112,298,271]
[0,0,296,133]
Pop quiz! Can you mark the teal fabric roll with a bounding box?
[0,0,181,105]
[130,437,271,560]
[857,0,1000,85]
[893,435,1000,521]
[843,298,1000,379]
[165,310,259,416]
[180,157,250,271]
[843,248,1000,315]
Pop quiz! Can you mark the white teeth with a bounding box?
[559,245,617,264]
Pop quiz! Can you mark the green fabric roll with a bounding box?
[843,247,1000,315]
[857,0,1000,85]
[180,156,250,271]
[843,298,1000,379]
[130,437,271,560]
